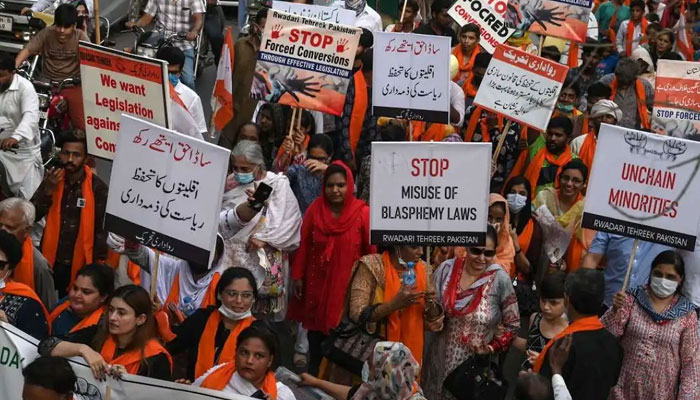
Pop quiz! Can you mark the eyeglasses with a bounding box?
[467,247,496,258]
[222,290,255,300]
[560,175,584,185]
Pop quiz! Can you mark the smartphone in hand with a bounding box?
[248,182,273,211]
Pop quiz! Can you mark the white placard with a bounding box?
[105,115,230,266]
[369,142,492,245]
[448,0,515,54]
[653,59,700,138]
[272,1,356,25]
[582,124,700,250]
[473,45,569,131]
[79,42,171,160]
[0,322,250,400]
[372,32,451,123]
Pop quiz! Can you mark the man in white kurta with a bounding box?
[0,59,43,200]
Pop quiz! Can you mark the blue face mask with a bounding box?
[234,171,255,184]
[557,103,574,112]
[168,73,180,87]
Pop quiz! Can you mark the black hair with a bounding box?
[237,122,261,137]
[0,51,14,72]
[431,0,453,14]
[646,13,660,23]
[474,52,492,69]
[256,7,268,23]
[380,123,407,142]
[503,175,533,233]
[361,49,373,72]
[581,38,598,55]
[23,356,77,396]
[359,28,374,49]
[562,77,581,97]
[647,22,662,32]
[541,46,561,62]
[540,271,566,299]
[630,0,645,10]
[650,250,685,291]
[237,320,280,370]
[216,267,258,306]
[460,23,480,37]
[587,82,612,99]
[307,133,334,157]
[0,229,22,269]
[560,159,588,182]
[156,46,185,69]
[399,0,419,13]
[54,3,78,27]
[514,372,552,400]
[76,263,115,297]
[300,110,316,133]
[548,116,574,137]
[58,131,88,154]
[565,269,605,315]
[324,163,347,186]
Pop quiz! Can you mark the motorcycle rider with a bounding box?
[0,52,43,200]
[126,0,205,90]
[15,4,88,133]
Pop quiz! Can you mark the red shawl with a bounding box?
[288,161,374,333]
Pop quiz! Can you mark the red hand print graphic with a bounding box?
[336,38,349,53]
[271,24,284,39]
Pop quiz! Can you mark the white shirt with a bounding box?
[569,133,588,156]
[174,81,207,134]
[616,19,646,56]
[32,0,94,16]
[194,368,296,400]
[449,81,465,127]
[355,5,383,32]
[552,374,573,400]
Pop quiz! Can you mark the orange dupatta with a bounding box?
[200,362,278,399]
[464,107,504,143]
[0,281,50,325]
[48,301,104,333]
[625,19,648,56]
[523,146,575,199]
[41,165,95,288]
[100,335,172,375]
[13,238,35,290]
[194,311,255,379]
[452,45,480,97]
[511,218,535,274]
[533,316,603,372]
[610,77,650,129]
[382,251,426,365]
[411,121,449,141]
[567,42,579,68]
[578,133,597,170]
[349,71,368,156]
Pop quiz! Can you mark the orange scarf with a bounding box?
[0,281,50,325]
[41,165,95,289]
[533,316,603,372]
[200,362,278,399]
[48,301,104,333]
[411,121,448,141]
[13,238,35,290]
[464,107,504,143]
[567,42,579,68]
[609,5,620,42]
[382,251,426,365]
[106,250,142,286]
[349,71,368,156]
[452,45,480,97]
[518,219,535,255]
[100,335,172,375]
[610,77,650,129]
[625,19,648,56]
[194,311,255,379]
[164,272,221,322]
[578,133,597,170]
[523,146,574,199]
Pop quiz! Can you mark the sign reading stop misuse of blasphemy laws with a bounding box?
[582,124,700,250]
[370,142,492,246]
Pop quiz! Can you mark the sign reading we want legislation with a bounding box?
[582,124,700,250]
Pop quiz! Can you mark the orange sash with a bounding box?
[194,311,255,379]
[518,219,535,256]
[464,107,504,143]
[41,165,95,288]
[610,77,650,129]
[105,250,141,286]
[100,336,173,375]
[523,146,574,199]
[608,5,619,42]
[452,45,480,97]
[567,41,579,68]
[48,301,104,333]
[200,362,278,399]
[349,71,368,156]
[578,133,596,170]
[13,238,35,290]
[411,121,448,141]
[382,251,426,365]
[625,19,648,56]
[0,281,50,327]
[533,316,604,372]
[164,272,221,315]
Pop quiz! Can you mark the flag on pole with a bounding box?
[211,26,235,133]
[170,82,205,141]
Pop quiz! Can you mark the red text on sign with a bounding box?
[411,158,450,177]
[289,29,334,49]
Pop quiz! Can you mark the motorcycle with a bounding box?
[131,27,203,77]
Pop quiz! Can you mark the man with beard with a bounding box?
[570,99,622,171]
[31,134,108,298]
[507,117,578,198]
[598,57,653,129]
[0,52,43,200]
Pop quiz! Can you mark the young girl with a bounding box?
[513,272,569,370]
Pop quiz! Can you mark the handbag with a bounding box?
[443,354,508,400]
[320,304,382,376]
[513,277,539,317]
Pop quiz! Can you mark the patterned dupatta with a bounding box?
[442,258,501,316]
[630,286,697,324]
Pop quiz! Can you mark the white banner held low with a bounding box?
[473,45,568,131]
[582,124,700,250]
[105,115,230,266]
[79,42,171,160]
[448,0,515,54]
[369,142,491,246]
[372,32,451,123]
[0,322,251,400]
[272,1,356,25]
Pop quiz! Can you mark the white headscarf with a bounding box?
[590,99,623,123]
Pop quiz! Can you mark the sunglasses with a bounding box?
[467,247,496,258]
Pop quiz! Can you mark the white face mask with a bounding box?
[218,304,252,321]
[650,276,679,298]
[506,193,528,214]
[0,269,8,290]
